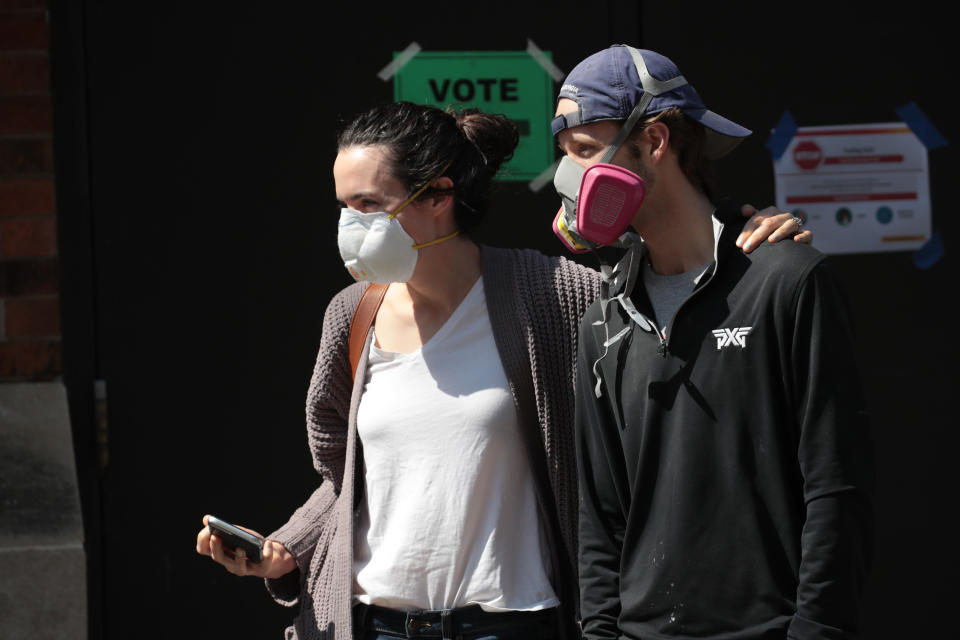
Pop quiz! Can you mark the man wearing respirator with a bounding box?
[553,45,875,640]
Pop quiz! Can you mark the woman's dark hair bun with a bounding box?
[450,108,519,173]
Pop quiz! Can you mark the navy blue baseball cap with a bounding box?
[552,45,751,158]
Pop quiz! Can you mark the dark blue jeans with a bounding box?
[351,602,559,640]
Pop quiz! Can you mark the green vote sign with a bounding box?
[393,50,556,181]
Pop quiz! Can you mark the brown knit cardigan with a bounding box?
[264,246,600,640]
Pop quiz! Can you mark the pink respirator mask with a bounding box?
[552,157,646,253]
[552,45,696,253]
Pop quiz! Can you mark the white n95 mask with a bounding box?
[338,210,411,283]
[337,163,457,284]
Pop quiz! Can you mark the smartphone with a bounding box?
[207,515,263,563]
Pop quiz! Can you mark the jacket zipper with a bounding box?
[616,221,722,359]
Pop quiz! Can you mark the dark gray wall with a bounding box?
[51,1,956,638]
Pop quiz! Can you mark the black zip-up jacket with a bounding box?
[575,207,875,639]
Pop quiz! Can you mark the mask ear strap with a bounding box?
[412,230,459,250]
[598,47,689,165]
[598,93,653,164]
[389,161,454,219]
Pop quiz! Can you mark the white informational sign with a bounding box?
[773,122,931,255]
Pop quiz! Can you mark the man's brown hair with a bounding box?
[631,107,715,201]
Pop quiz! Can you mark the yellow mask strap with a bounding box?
[388,161,454,220]
[412,230,460,250]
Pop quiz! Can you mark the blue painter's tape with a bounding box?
[913,231,945,269]
[766,111,798,161]
[895,102,948,150]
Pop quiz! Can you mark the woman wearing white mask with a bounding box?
[196,101,809,640]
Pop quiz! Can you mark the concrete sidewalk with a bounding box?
[1,382,86,639]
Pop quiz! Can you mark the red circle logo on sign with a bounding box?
[793,140,822,170]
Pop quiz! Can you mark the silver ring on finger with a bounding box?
[792,215,804,227]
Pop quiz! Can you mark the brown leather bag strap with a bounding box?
[348,283,388,381]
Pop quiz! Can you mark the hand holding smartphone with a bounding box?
[206,515,264,563]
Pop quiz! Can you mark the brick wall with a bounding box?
[0,0,60,380]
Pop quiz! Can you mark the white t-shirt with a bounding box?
[352,278,558,612]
